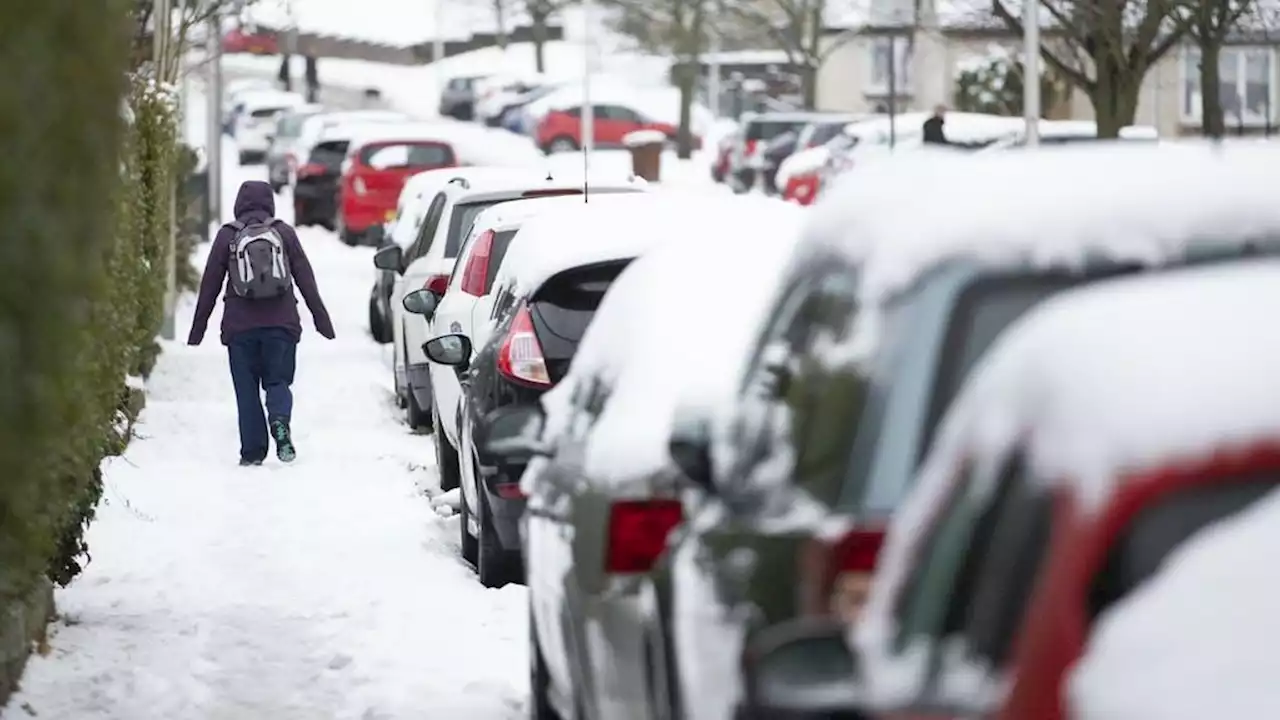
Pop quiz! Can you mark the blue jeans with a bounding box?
[227,328,297,461]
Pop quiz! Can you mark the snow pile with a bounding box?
[533,195,805,488]
[1069,481,1280,718]
[855,259,1280,707]
[776,145,831,186]
[807,141,1280,309]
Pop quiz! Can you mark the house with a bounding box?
[815,0,1280,137]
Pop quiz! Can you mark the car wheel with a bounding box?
[368,296,391,344]
[476,490,521,588]
[530,607,563,720]
[339,227,359,246]
[432,406,460,491]
[547,136,578,154]
[459,479,479,565]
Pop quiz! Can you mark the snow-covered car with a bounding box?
[265,103,325,192]
[292,109,412,171]
[371,169,647,436]
[839,257,1280,720]
[479,193,805,720]
[293,119,417,229]
[648,141,1280,720]
[409,192,672,588]
[232,90,306,164]
[728,111,832,192]
[438,74,489,121]
[475,74,551,127]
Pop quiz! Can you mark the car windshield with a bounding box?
[277,113,312,138]
[746,120,804,142]
[360,142,454,170]
[308,140,349,170]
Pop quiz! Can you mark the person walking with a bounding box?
[923,104,950,145]
[188,180,335,466]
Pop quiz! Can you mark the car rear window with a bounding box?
[809,122,847,146]
[529,261,632,382]
[250,107,283,119]
[1089,475,1278,618]
[746,120,805,142]
[308,140,350,169]
[358,142,455,170]
[484,230,519,294]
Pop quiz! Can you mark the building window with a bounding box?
[1181,46,1276,125]
[869,36,912,94]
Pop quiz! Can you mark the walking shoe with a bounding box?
[239,458,263,467]
[270,418,296,463]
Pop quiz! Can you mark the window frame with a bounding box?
[867,35,913,95]
[1179,44,1277,126]
[405,192,448,264]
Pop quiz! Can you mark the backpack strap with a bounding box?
[226,220,246,231]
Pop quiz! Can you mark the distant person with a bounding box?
[923,105,950,144]
[305,56,319,103]
[188,180,335,466]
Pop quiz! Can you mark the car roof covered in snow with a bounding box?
[855,259,1280,704]
[1068,480,1280,719]
[345,122,549,168]
[528,194,807,489]
[444,171,647,209]
[804,141,1280,310]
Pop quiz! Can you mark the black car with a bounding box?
[292,139,348,229]
[407,258,630,588]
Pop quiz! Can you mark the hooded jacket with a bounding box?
[188,181,335,345]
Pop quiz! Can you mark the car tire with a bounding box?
[459,480,479,565]
[339,227,359,246]
[530,607,563,720]
[432,405,460,491]
[368,296,391,344]
[476,490,521,588]
[547,136,578,154]
[406,383,433,430]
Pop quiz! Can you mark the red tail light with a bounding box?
[496,303,551,388]
[604,499,683,574]
[799,527,885,624]
[460,230,494,296]
[493,482,525,499]
[424,274,449,295]
[297,162,326,178]
[745,138,758,155]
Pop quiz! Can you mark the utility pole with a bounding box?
[157,0,177,340]
[1022,0,1040,146]
[707,34,721,117]
[207,10,223,229]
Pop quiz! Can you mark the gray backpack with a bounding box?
[227,219,293,299]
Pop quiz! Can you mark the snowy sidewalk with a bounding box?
[3,226,527,719]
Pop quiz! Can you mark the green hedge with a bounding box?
[0,5,178,607]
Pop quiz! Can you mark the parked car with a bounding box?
[481,194,806,720]
[535,104,690,154]
[232,90,306,164]
[294,119,411,229]
[728,111,834,192]
[336,125,464,246]
[499,84,563,134]
[222,25,279,55]
[408,192,662,587]
[371,169,647,438]
[638,142,1280,720]
[439,74,489,120]
[476,74,551,127]
[291,109,412,179]
[265,103,325,192]
[839,257,1280,720]
[221,78,276,133]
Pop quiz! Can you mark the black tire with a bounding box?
[546,136,578,154]
[368,297,391,344]
[339,227,359,246]
[406,383,432,430]
[530,607,563,720]
[432,406,460,491]
[476,490,522,588]
[459,481,479,565]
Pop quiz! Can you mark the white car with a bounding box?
[233,90,306,163]
[372,170,648,441]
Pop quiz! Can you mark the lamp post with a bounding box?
[1023,0,1040,146]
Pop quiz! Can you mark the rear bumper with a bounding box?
[482,476,526,550]
[341,198,395,233]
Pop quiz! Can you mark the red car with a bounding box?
[535,104,697,153]
[336,135,458,246]
[222,27,279,55]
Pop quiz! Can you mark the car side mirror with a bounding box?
[423,333,470,370]
[668,403,713,491]
[481,405,553,463]
[373,244,404,273]
[741,618,869,719]
[403,288,438,318]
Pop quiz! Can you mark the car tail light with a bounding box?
[353,176,368,195]
[745,138,758,156]
[459,230,494,296]
[799,527,885,624]
[496,303,551,388]
[424,273,449,295]
[297,162,326,178]
[493,482,525,499]
[604,499,683,574]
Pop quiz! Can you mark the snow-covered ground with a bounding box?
[2,159,528,720]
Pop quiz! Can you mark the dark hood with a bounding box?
[234,180,275,220]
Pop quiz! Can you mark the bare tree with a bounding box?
[1172,0,1267,137]
[990,0,1188,137]
[715,0,849,108]
[601,0,709,157]
[525,0,577,72]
